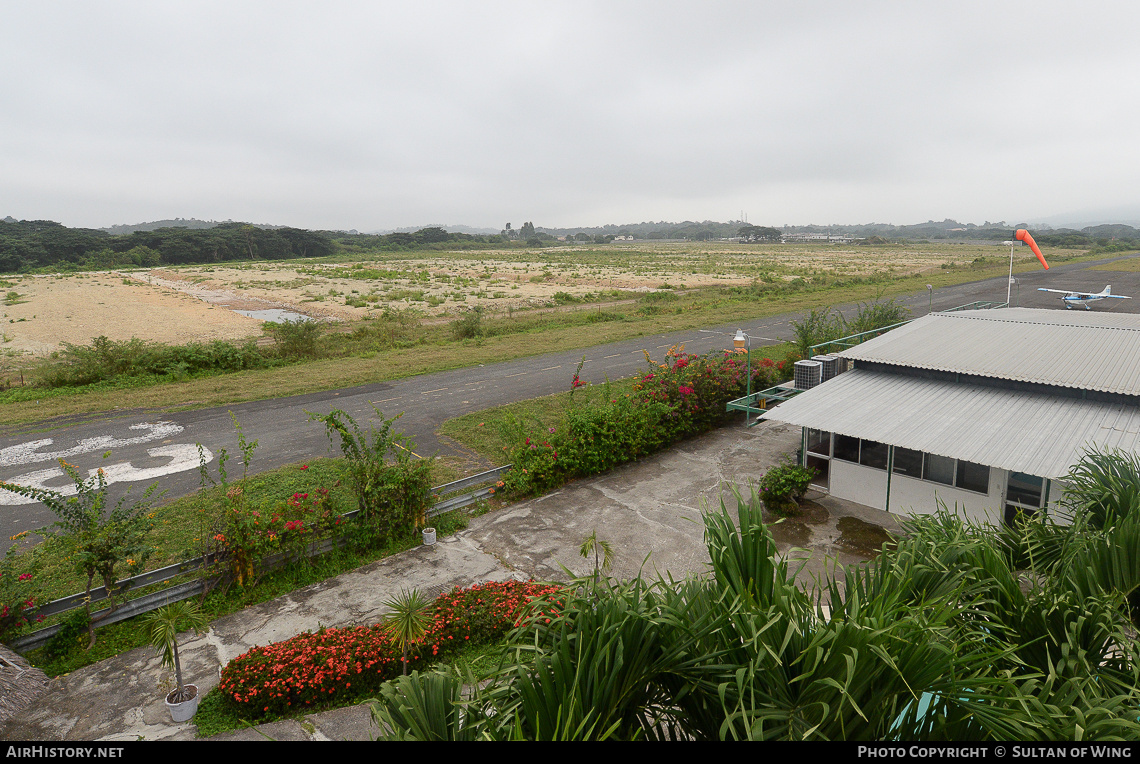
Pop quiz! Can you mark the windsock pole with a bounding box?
[1007,229,1050,306]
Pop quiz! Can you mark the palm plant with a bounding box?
[369,486,1140,741]
[1061,445,1140,529]
[145,600,209,703]
[383,588,433,676]
[579,529,613,585]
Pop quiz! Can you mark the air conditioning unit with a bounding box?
[793,359,822,390]
[815,354,839,382]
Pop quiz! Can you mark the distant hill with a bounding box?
[368,223,501,236]
[99,218,292,235]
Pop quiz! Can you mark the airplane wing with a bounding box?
[1037,288,1132,299]
[1037,288,1086,296]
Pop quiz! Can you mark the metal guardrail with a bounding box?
[725,385,803,425]
[807,320,912,358]
[6,464,513,654]
[806,299,1008,358]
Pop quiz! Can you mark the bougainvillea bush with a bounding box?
[0,538,43,642]
[215,486,343,586]
[217,580,562,720]
[502,346,786,496]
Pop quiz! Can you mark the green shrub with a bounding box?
[500,348,785,497]
[32,335,268,388]
[757,462,815,514]
[848,297,910,336]
[216,580,563,721]
[311,408,433,547]
[265,319,323,359]
[451,307,483,339]
[0,541,44,642]
[42,609,91,660]
[790,306,846,357]
[2,464,156,648]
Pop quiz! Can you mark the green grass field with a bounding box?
[0,243,1091,428]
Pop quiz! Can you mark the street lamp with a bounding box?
[926,284,933,313]
[1003,240,1016,306]
[734,329,753,424]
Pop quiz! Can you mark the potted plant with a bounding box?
[145,600,209,722]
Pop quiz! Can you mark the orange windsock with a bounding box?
[1015,229,1049,270]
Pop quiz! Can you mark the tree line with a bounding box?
[0,220,522,273]
[0,219,335,273]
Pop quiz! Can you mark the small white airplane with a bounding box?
[1037,285,1133,310]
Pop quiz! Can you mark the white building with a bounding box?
[761,308,1140,526]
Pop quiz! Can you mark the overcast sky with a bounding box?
[2,2,1139,231]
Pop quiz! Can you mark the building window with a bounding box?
[892,447,923,478]
[1006,472,1043,506]
[923,454,955,486]
[956,460,990,494]
[823,433,991,496]
[806,429,831,456]
[859,440,888,470]
[834,434,860,463]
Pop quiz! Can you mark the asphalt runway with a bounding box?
[3,250,1138,542]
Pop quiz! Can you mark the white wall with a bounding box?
[829,459,889,510]
[888,470,1002,524]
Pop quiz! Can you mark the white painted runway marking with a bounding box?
[506,372,527,378]
[421,388,448,394]
[0,444,214,506]
[0,422,184,468]
[541,365,562,370]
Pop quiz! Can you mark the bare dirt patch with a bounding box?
[0,273,264,356]
[0,241,1013,357]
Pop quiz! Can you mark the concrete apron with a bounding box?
[2,421,903,742]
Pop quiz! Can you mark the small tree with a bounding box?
[310,407,433,547]
[145,600,210,703]
[382,588,433,676]
[1,463,156,648]
[196,414,260,588]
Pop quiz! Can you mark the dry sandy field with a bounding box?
[0,241,1008,358]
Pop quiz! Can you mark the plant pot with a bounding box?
[422,527,436,546]
[165,684,200,722]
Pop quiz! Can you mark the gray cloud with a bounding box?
[2,1,1138,230]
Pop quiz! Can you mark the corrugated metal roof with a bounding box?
[761,369,1140,478]
[838,308,1140,395]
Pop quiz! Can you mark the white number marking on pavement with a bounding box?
[0,444,213,506]
[0,422,185,468]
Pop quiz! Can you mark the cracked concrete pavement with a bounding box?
[2,421,903,742]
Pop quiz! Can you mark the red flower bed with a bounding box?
[218,580,562,719]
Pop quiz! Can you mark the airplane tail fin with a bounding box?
[1105,285,1111,296]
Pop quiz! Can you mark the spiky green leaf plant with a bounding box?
[383,588,433,676]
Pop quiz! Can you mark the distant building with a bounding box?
[781,232,854,244]
[761,308,1140,525]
